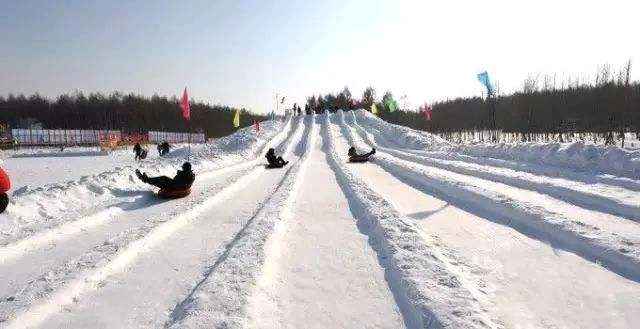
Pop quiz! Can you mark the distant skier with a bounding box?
[135,162,195,198]
[348,146,376,163]
[0,167,10,213]
[134,142,147,160]
[265,148,288,168]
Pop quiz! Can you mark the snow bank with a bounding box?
[341,113,640,283]
[353,109,450,150]
[457,141,640,180]
[0,118,290,246]
[346,113,640,222]
[324,112,496,329]
[353,108,640,180]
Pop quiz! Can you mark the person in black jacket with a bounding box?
[134,143,147,160]
[265,148,288,168]
[348,146,376,163]
[136,162,195,190]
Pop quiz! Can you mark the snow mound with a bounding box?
[0,119,287,245]
[353,109,450,150]
[457,141,640,180]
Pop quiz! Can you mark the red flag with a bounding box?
[254,120,260,133]
[180,88,190,120]
[420,104,432,121]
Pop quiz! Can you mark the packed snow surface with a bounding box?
[1,111,639,329]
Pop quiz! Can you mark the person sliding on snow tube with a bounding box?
[0,167,10,213]
[348,146,376,163]
[265,148,288,168]
[135,162,195,198]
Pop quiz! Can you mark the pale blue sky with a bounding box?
[2,0,639,113]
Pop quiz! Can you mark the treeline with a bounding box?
[304,65,640,143]
[0,92,267,138]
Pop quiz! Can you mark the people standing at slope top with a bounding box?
[265,148,288,168]
[348,146,376,163]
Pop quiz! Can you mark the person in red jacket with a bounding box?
[0,167,10,213]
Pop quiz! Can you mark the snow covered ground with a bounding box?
[1,111,639,328]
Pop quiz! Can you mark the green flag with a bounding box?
[385,98,398,112]
[233,109,240,128]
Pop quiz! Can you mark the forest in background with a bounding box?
[303,64,639,145]
[0,92,267,139]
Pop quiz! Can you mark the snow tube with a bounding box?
[348,156,371,163]
[0,168,10,194]
[265,162,288,169]
[157,187,191,199]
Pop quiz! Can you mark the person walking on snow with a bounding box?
[348,146,376,163]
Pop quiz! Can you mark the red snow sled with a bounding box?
[157,187,191,199]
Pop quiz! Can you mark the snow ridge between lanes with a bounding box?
[345,111,640,283]
[347,112,640,222]
[165,114,315,329]
[322,112,497,329]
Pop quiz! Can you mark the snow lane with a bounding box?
[0,117,301,327]
[348,111,640,223]
[165,114,314,328]
[246,114,404,329]
[1,118,291,245]
[40,166,291,328]
[336,113,640,328]
[0,207,123,264]
[322,113,497,329]
[3,166,268,329]
[345,112,640,282]
[354,109,640,192]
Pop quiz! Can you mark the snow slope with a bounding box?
[1,111,639,329]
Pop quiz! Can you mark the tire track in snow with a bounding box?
[1,117,304,328]
[322,112,497,329]
[346,111,640,223]
[341,111,640,283]
[164,114,316,329]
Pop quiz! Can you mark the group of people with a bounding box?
[133,141,172,161]
[134,145,376,199]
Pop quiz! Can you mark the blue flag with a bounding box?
[477,71,494,95]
